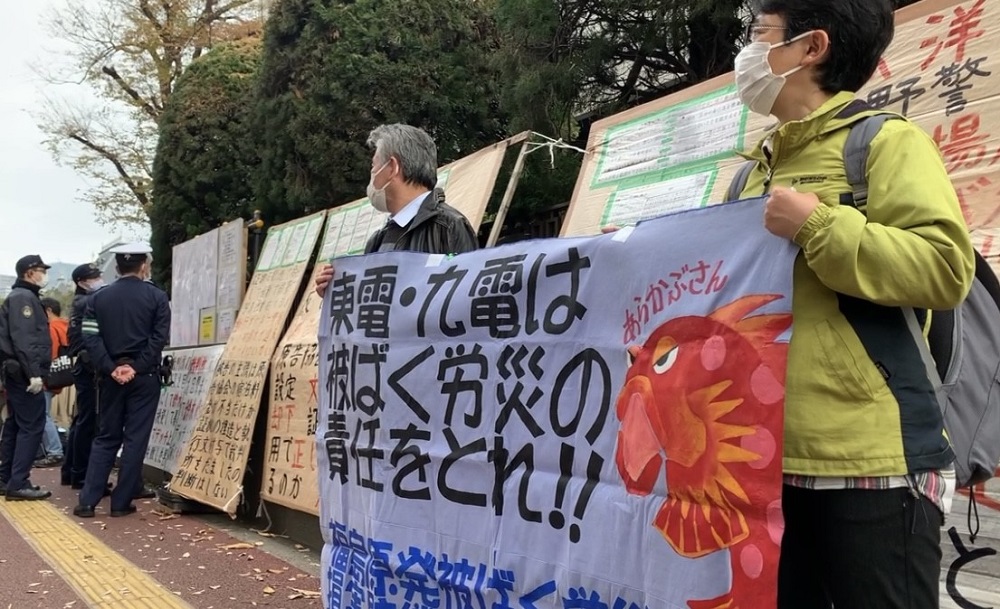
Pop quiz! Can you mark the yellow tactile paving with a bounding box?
[0,500,193,609]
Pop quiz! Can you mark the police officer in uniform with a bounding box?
[0,255,54,500]
[61,263,105,488]
[74,244,169,518]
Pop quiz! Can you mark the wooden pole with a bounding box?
[486,138,532,248]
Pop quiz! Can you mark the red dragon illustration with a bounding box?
[615,294,791,609]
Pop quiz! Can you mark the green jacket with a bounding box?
[737,92,975,477]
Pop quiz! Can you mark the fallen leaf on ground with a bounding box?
[221,542,254,550]
[289,588,322,599]
[263,586,276,595]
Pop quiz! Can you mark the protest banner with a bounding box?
[317,198,796,608]
[145,345,226,474]
[171,211,326,514]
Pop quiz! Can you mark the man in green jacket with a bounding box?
[735,0,974,606]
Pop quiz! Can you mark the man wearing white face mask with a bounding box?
[314,124,478,296]
[728,1,974,607]
[0,255,55,500]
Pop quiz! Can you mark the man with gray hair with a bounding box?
[315,124,478,296]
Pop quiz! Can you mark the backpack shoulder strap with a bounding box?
[725,161,756,203]
[843,113,902,209]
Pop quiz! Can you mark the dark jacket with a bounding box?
[83,276,170,376]
[69,288,98,372]
[364,191,479,256]
[0,279,52,380]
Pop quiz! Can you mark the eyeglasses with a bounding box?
[743,24,787,43]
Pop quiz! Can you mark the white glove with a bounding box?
[27,377,44,394]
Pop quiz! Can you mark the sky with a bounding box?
[0,0,135,276]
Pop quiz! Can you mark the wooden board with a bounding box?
[169,211,326,514]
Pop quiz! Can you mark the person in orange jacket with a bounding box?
[35,298,68,467]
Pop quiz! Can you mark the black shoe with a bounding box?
[110,505,137,517]
[0,481,42,496]
[134,487,157,500]
[5,487,52,501]
[73,505,95,518]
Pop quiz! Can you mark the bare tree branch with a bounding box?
[101,65,161,119]
[35,0,264,228]
[67,132,150,210]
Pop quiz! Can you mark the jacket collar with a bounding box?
[13,278,40,296]
[404,191,443,234]
[740,91,859,163]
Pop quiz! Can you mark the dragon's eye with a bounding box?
[653,345,678,375]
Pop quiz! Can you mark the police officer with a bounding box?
[74,244,169,518]
[0,255,54,500]
[61,263,105,489]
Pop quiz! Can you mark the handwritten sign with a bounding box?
[145,345,225,474]
[216,219,247,342]
[260,219,339,515]
[169,218,247,347]
[264,338,321,514]
[318,198,796,608]
[170,228,219,347]
[857,0,1000,274]
[170,211,326,514]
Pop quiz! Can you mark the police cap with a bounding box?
[15,255,51,277]
[72,263,102,283]
[111,242,152,264]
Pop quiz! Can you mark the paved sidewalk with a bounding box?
[0,468,323,609]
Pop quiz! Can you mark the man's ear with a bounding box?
[803,30,831,66]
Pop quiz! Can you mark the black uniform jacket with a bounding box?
[0,279,52,380]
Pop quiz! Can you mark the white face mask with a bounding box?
[35,271,49,289]
[734,31,812,116]
[85,279,105,292]
[366,161,391,213]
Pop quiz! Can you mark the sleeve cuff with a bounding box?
[793,205,833,249]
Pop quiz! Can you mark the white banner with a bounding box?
[317,198,797,609]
